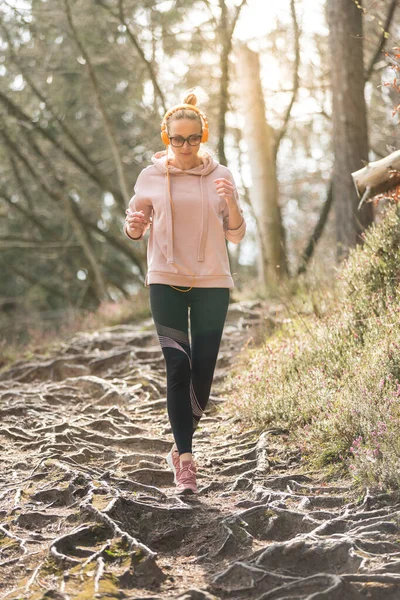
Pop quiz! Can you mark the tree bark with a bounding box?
[327,0,373,259]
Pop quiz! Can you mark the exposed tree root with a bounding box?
[1,299,400,598]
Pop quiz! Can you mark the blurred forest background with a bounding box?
[0,0,399,356]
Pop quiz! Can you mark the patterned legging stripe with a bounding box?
[155,322,204,420]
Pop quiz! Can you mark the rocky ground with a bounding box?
[1,298,400,599]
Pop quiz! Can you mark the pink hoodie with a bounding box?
[123,149,246,288]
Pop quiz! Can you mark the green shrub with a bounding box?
[340,203,400,336]
[224,203,400,494]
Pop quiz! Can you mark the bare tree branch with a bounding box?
[0,241,83,249]
[197,0,219,30]
[9,155,36,212]
[1,0,31,23]
[117,0,167,113]
[0,259,70,300]
[1,136,146,273]
[0,184,52,237]
[364,0,398,81]
[0,17,107,183]
[1,121,110,303]
[217,0,247,166]
[229,0,247,37]
[274,0,300,156]
[64,0,130,206]
[0,90,124,207]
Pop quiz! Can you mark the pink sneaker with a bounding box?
[166,445,180,484]
[175,460,198,495]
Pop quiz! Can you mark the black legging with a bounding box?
[149,283,230,455]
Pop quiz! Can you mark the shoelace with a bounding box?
[178,463,196,484]
[182,460,198,472]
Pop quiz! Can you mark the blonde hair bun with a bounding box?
[183,93,197,106]
[182,86,209,107]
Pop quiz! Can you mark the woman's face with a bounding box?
[168,118,202,161]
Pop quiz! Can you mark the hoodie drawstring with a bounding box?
[165,170,174,265]
[165,165,196,292]
[197,175,208,262]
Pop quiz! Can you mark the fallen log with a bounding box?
[351,149,400,209]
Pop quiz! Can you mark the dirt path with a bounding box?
[1,299,400,599]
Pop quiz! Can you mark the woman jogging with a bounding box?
[123,88,246,495]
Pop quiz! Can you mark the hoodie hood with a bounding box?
[150,150,220,264]
[151,149,219,176]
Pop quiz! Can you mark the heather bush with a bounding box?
[224,203,400,494]
[340,203,400,337]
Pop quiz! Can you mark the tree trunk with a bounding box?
[327,0,373,259]
[297,181,333,275]
[216,0,248,167]
[234,42,288,283]
[217,1,229,167]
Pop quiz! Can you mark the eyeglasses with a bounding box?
[168,134,202,147]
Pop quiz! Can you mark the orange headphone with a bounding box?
[160,104,209,293]
[160,103,209,146]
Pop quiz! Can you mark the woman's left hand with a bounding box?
[213,178,236,205]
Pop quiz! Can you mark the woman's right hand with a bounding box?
[125,209,149,234]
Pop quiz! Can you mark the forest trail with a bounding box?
[1,299,400,600]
